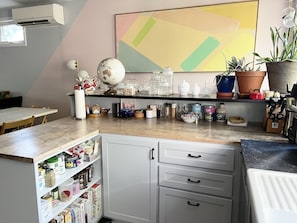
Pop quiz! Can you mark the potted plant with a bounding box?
[254,26,297,93]
[216,56,266,98]
[215,61,236,98]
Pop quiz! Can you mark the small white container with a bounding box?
[146,109,153,119]
[59,178,74,202]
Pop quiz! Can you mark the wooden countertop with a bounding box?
[0,116,288,163]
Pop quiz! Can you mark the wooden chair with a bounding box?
[0,116,35,135]
[31,105,49,123]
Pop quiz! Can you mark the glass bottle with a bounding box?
[171,103,177,119]
[216,103,227,122]
[164,103,171,119]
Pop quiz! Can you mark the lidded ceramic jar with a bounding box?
[178,80,190,96]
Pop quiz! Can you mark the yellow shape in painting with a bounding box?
[202,1,258,29]
[199,29,256,71]
[122,15,214,70]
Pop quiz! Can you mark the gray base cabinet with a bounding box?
[102,135,240,223]
[158,139,239,223]
[102,134,158,223]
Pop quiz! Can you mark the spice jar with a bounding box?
[45,168,56,187]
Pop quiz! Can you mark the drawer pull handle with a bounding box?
[187,201,200,207]
[187,178,201,184]
[188,154,202,158]
[151,148,155,160]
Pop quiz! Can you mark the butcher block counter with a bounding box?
[0,116,288,163]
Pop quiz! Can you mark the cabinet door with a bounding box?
[102,134,158,223]
[159,187,232,223]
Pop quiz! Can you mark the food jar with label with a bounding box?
[216,103,227,122]
[56,154,65,175]
[204,105,216,121]
[47,156,59,175]
[45,168,56,187]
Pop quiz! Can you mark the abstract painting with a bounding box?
[115,1,258,72]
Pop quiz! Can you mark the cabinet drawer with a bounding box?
[159,140,234,171]
[159,165,233,197]
[159,187,232,223]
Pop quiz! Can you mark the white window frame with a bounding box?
[0,19,27,47]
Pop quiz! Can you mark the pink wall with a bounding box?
[24,0,285,119]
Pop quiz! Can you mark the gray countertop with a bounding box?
[0,116,289,163]
[241,139,297,173]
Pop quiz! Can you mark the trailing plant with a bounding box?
[254,26,297,63]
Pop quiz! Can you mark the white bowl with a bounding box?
[181,113,196,123]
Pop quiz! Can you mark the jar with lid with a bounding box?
[204,105,216,121]
[216,103,227,122]
[162,67,173,95]
[45,168,56,187]
[46,156,59,175]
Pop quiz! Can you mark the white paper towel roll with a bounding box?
[74,89,86,119]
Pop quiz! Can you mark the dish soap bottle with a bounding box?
[216,103,227,122]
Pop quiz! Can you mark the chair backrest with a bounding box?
[0,116,35,135]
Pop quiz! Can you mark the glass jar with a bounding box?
[164,103,171,119]
[204,105,216,121]
[216,103,227,122]
[45,168,55,187]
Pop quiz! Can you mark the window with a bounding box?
[0,19,26,47]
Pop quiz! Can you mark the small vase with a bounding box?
[192,83,200,96]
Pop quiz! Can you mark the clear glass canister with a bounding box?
[160,67,173,95]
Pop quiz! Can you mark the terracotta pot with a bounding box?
[266,61,297,94]
[235,71,266,94]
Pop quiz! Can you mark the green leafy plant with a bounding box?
[254,26,297,63]
[216,56,260,85]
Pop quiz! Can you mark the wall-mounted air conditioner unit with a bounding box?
[12,3,64,26]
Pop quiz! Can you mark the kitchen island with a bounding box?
[0,116,289,223]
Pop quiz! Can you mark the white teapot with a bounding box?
[178,80,190,96]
